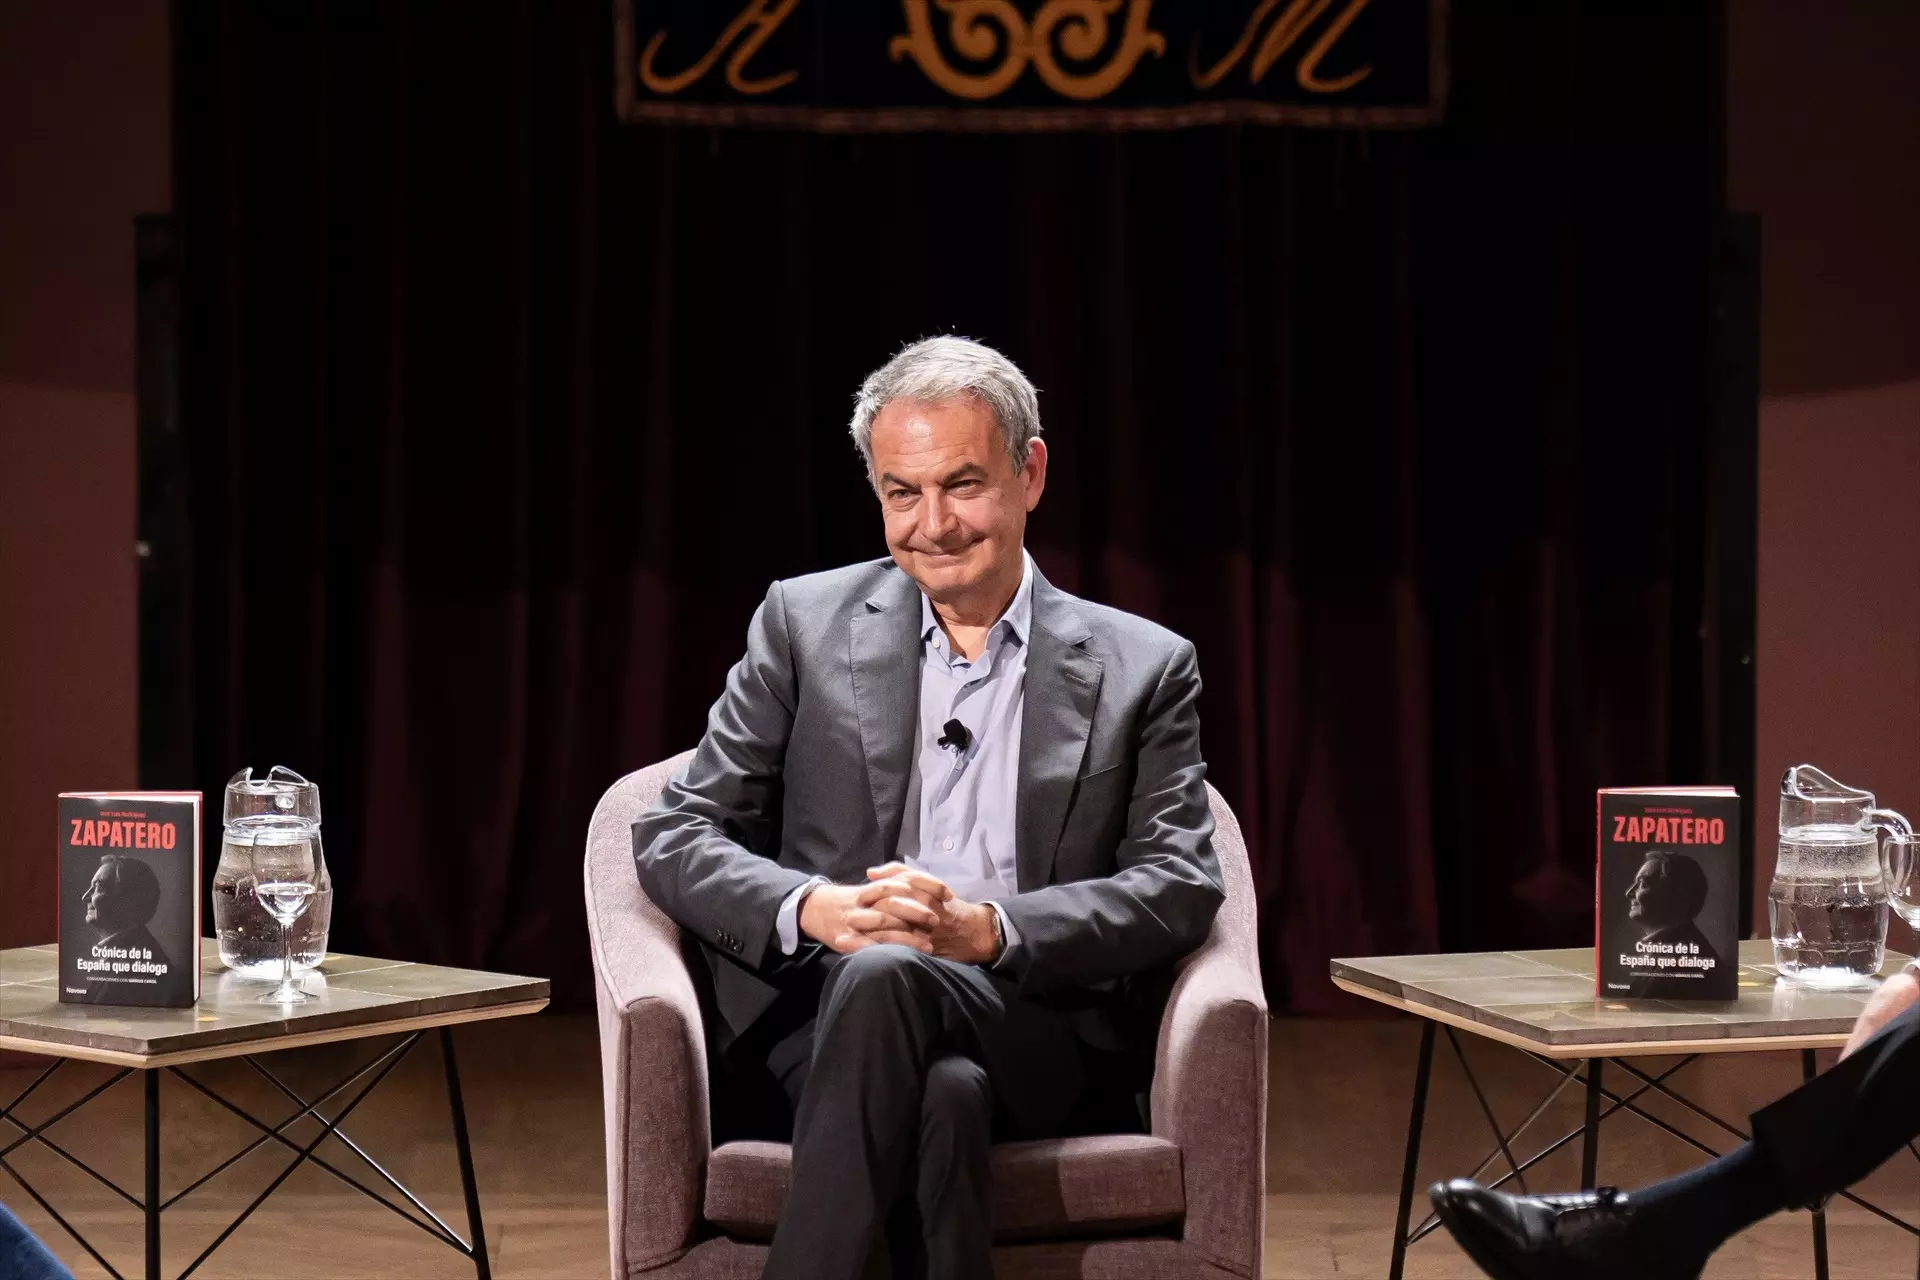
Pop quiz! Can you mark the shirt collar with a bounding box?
[919,551,1034,649]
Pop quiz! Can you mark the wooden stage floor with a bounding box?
[4,1015,1915,1278]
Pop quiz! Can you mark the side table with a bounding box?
[0,940,549,1280]
[1333,940,1916,1280]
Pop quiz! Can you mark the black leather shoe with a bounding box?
[1427,1179,1701,1280]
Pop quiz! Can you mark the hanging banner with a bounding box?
[613,0,1447,131]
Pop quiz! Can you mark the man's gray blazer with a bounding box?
[631,556,1223,1051]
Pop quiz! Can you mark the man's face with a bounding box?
[869,396,1046,606]
[1627,859,1674,928]
[83,863,124,932]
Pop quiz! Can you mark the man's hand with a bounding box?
[798,880,936,954]
[862,864,1001,966]
[1842,968,1920,1059]
[797,863,1001,964]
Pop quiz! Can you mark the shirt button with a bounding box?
[942,837,954,851]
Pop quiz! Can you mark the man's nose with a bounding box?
[919,489,956,541]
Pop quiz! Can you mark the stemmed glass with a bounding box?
[1887,834,1920,934]
[245,832,320,1005]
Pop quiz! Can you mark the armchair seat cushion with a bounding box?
[704,1134,1185,1242]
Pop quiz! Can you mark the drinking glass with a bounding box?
[244,831,320,1005]
[1887,833,1920,932]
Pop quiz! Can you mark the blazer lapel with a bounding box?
[1017,573,1102,892]
[849,570,923,860]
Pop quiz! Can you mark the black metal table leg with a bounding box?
[1580,1059,1603,1190]
[441,1027,491,1280]
[2,1028,513,1278]
[144,1069,160,1280]
[1803,1049,1829,1280]
[1389,1021,1437,1280]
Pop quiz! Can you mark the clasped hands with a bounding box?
[799,862,1000,966]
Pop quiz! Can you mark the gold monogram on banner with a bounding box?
[888,0,1166,102]
[612,0,1446,131]
[1193,0,1378,95]
[636,0,800,97]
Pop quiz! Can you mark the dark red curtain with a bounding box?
[169,1,1729,1010]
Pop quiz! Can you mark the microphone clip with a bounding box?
[936,718,973,754]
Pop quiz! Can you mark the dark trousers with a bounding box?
[0,1200,71,1280]
[1753,1001,1920,1207]
[728,944,1087,1280]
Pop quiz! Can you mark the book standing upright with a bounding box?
[57,791,202,1007]
[1596,786,1741,1000]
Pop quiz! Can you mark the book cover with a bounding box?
[57,792,202,1007]
[1595,787,1741,1000]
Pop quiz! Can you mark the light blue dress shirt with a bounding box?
[776,555,1033,962]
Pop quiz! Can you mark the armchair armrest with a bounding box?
[586,755,707,1275]
[1151,905,1269,1277]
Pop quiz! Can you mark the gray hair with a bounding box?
[848,336,1042,482]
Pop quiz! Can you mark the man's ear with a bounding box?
[1021,438,1049,512]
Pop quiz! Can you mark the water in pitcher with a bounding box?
[1769,825,1887,987]
[211,817,334,979]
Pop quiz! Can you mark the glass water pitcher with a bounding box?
[211,766,334,978]
[1769,764,1913,987]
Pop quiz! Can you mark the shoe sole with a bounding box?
[1428,1191,1532,1280]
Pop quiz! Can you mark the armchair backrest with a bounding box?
[1199,781,1259,979]
[585,749,696,1006]
[584,750,701,1274]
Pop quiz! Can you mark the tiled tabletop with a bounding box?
[1332,940,1909,1057]
[0,940,549,1067]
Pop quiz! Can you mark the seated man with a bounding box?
[1430,961,1920,1279]
[632,336,1224,1280]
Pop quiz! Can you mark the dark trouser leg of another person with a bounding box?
[761,945,1083,1280]
[0,1201,74,1280]
[1583,1002,1920,1268]
[1431,1003,1920,1280]
[1751,1001,1920,1207]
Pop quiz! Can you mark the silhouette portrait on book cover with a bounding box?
[1624,850,1721,995]
[77,854,171,1001]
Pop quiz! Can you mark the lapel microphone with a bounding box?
[936,718,972,753]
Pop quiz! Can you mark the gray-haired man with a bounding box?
[632,336,1223,1279]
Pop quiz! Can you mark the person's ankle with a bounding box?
[1621,1141,1783,1270]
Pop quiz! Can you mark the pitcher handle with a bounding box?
[1870,808,1915,841]
[1883,821,1920,933]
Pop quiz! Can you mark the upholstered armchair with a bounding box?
[586,751,1268,1279]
